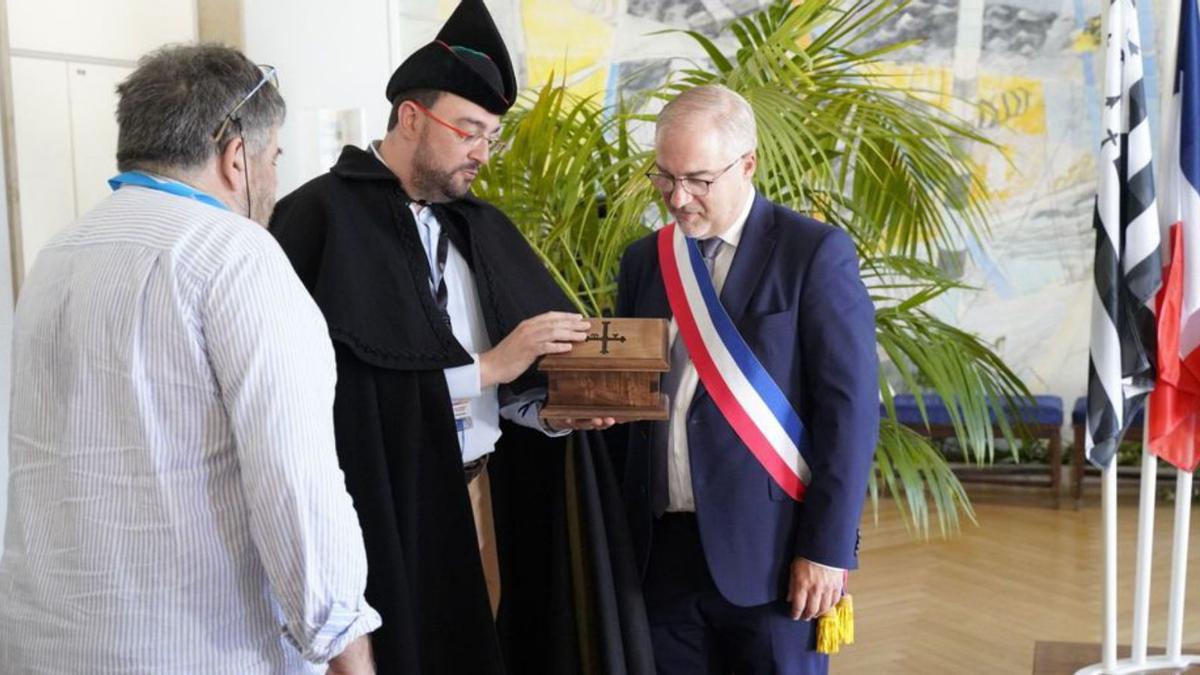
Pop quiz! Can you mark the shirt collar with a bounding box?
[713,188,755,249]
[369,140,398,182]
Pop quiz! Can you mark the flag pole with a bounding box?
[1102,464,1119,671]
[1160,0,1184,184]
[1159,2,1188,664]
[1130,419,1158,665]
[1098,2,1123,668]
[1100,4,1123,670]
[1165,468,1192,661]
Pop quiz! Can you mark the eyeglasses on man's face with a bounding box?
[212,64,279,143]
[410,101,502,151]
[645,154,747,197]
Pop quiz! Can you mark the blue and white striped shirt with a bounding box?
[0,185,380,673]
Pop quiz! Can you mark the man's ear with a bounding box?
[396,101,422,139]
[217,136,246,191]
[742,151,758,178]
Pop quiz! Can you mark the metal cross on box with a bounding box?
[586,320,627,354]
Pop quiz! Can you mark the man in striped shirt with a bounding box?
[0,45,379,673]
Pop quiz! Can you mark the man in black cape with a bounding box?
[270,1,653,673]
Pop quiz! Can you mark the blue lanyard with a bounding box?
[108,171,228,211]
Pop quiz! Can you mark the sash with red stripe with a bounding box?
[657,223,811,501]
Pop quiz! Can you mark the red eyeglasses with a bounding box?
[410,101,502,151]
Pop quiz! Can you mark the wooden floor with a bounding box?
[832,487,1200,674]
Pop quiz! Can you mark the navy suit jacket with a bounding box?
[615,193,879,607]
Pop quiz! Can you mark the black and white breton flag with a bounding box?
[1086,0,1162,468]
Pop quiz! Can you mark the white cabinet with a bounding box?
[10,56,74,271]
[4,0,195,278]
[68,63,131,219]
[10,57,130,272]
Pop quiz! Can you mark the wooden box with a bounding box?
[539,318,670,422]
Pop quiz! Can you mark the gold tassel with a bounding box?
[815,611,840,655]
[815,594,854,655]
[837,594,854,645]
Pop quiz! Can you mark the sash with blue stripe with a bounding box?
[657,223,811,501]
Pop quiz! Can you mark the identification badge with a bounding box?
[452,399,473,431]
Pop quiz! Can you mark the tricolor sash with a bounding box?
[657,223,811,501]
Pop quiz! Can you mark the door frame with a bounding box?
[0,0,23,298]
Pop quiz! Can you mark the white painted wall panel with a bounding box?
[67,62,131,216]
[10,56,74,273]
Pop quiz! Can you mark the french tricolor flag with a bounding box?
[1149,0,1200,472]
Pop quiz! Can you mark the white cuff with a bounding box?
[801,557,844,573]
[285,602,382,664]
[444,354,482,399]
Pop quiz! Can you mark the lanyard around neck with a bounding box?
[108,172,228,211]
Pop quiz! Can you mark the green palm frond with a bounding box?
[661,0,993,260]
[874,420,976,538]
[476,81,652,308]
[475,76,659,316]
[476,0,1034,538]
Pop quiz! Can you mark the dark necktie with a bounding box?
[415,202,453,328]
[652,236,723,515]
[433,222,451,327]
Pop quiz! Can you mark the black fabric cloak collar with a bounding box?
[308,145,573,377]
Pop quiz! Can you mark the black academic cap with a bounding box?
[385,0,516,114]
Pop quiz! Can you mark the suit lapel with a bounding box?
[641,243,673,320]
[719,193,776,328]
[691,193,776,406]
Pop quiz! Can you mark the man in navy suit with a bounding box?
[615,85,879,674]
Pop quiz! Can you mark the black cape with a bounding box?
[270,146,652,675]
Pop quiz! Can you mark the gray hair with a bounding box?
[115,44,285,174]
[655,84,757,156]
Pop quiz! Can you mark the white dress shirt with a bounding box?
[0,185,380,673]
[371,142,564,464]
[666,188,755,512]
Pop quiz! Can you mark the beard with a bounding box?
[246,170,276,227]
[248,186,276,227]
[409,131,480,202]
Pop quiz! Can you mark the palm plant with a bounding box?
[473,0,1031,537]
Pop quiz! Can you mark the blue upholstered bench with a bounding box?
[1070,397,1145,505]
[886,394,1065,503]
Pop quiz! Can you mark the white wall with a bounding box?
[7,0,196,61]
[242,0,400,196]
[241,0,528,197]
